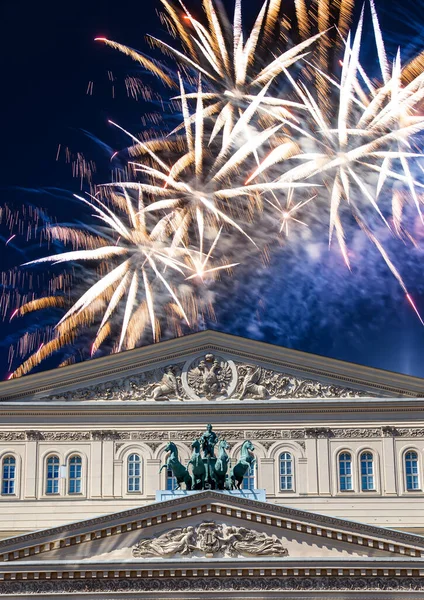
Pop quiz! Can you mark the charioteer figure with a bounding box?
[199,424,218,459]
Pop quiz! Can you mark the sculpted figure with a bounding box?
[218,525,288,557]
[133,526,196,557]
[213,439,230,489]
[149,366,181,401]
[199,424,218,458]
[237,366,268,400]
[230,440,256,490]
[159,441,191,490]
[187,354,232,399]
[188,439,207,490]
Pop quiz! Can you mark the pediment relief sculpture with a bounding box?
[132,522,289,558]
[43,352,371,402]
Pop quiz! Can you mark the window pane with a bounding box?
[405,452,420,490]
[46,456,60,495]
[68,456,82,494]
[339,453,352,491]
[128,454,141,492]
[280,453,293,490]
[360,452,374,491]
[2,457,16,495]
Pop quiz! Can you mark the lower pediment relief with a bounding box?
[66,517,391,563]
[132,522,288,558]
[40,352,372,403]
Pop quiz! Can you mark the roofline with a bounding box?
[1,331,423,401]
[1,490,424,554]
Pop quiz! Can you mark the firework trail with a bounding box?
[2,0,424,378]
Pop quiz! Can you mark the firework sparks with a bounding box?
[3,0,424,378]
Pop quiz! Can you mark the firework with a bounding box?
[3,0,424,378]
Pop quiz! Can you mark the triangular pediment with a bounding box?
[0,331,423,402]
[1,492,424,565]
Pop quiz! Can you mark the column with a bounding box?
[305,437,318,495]
[90,438,102,498]
[317,437,331,496]
[24,440,38,499]
[382,434,397,495]
[102,440,115,498]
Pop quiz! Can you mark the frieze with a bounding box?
[44,361,188,402]
[133,522,288,557]
[91,430,130,441]
[0,576,423,595]
[383,427,424,438]
[131,431,169,440]
[235,363,371,400]
[40,352,372,402]
[2,427,424,443]
[0,432,25,441]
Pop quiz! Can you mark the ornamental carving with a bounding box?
[91,430,130,441]
[133,522,288,558]
[183,354,237,400]
[44,362,187,402]
[1,576,424,595]
[235,363,370,399]
[39,351,374,402]
[0,432,25,441]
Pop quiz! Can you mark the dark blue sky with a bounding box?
[1,0,424,380]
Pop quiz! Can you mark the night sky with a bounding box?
[1,0,424,380]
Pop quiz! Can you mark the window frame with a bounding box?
[1,455,16,496]
[338,451,353,492]
[45,455,61,496]
[279,452,294,491]
[68,455,83,495]
[360,451,375,492]
[127,453,142,493]
[404,450,421,492]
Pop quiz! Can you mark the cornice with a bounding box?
[0,397,424,419]
[0,331,423,401]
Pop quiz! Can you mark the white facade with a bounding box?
[0,331,424,597]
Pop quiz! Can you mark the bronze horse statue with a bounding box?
[159,441,192,490]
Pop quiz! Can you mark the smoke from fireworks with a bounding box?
[2,0,424,378]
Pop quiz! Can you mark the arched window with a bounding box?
[339,452,353,491]
[279,452,293,490]
[405,451,420,491]
[166,468,178,491]
[2,456,16,495]
[46,455,60,495]
[68,456,82,494]
[127,454,141,492]
[242,463,256,490]
[360,452,375,491]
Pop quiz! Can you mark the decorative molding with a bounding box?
[34,353,373,404]
[1,332,423,404]
[1,426,424,443]
[133,522,288,558]
[184,354,237,400]
[91,430,129,441]
[0,576,424,595]
[0,432,25,441]
[235,363,371,400]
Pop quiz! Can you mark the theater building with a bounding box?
[0,330,423,598]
